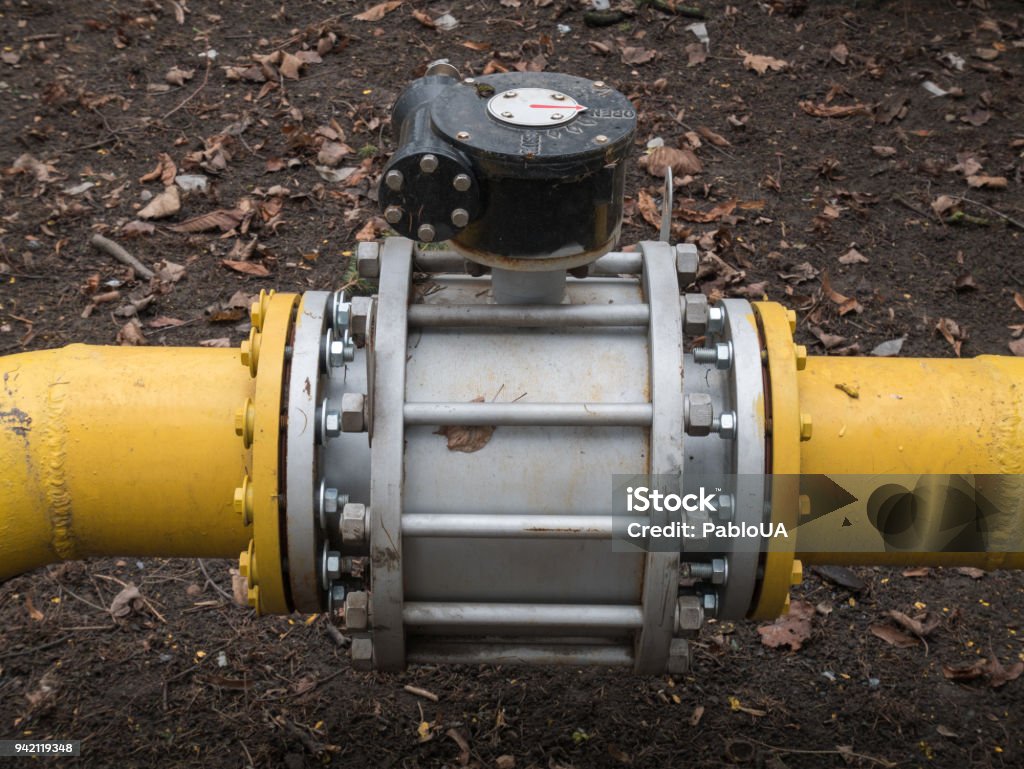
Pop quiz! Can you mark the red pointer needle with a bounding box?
[529,104,587,110]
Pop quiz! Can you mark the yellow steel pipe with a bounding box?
[0,344,255,580]
[794,354,1024,570]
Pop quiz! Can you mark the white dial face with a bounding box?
[486,87,587,127]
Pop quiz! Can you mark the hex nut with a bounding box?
[707,305,726,335]
[667,638,691,674]
[711,557,728,585]
[328,584,347,613]
[685,392,714,436]
[717,411,737,440]
[323,486,339,515]
[702,591,718,618]
[341,393,366,433]
[714,341,733,370]
[344,591,369,631]
[356,241,380,279]
[716,493,734,521]
[324,551,342,582]
[341,503,367,547]
[327,338,348,368]
[675,595,704,632]
[350,637,373,671]
[683,293,710,336]
[332,293,351,336]
[675,244,700,287]
[322,408,342,441]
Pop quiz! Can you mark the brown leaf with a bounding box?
[870,623,918,648]
[901,566,931,578]
[356,216,387,242]
[686,42,707,66]
[198,337,231,347]
[165,66,195,86]
[169,208,246,233]
[935,317,967,357]
[931,194,961,218]
[148,316,187,328]
[445,728,472,767]
[461,41,490,51]
[1010,338,1024,357]
[739,48,788,75]
[117,319,147,346]
[961,108,991,127]
[139,153,178,186]
[109,584,144,618]
[222,259,270,277]
[25,596,45,622]
[887,610,941,638]
[636,189,661,230]
[121,220,156,238]
[231,568,249,606]
[621,47,656,66]
[678,199,737,224]
[137,185,181,220]
[641,146,702,178]
[874,93,909,125]
[966,174,1008,189]
[354,0,403,22]
[317,140,352,167]
[435,397,495,453]
[696,125,731,147]
[955,567,986,579]
[800,101,871,118]
[838,247,868,265]
[277,51,304,80]
[757,600,813,651]
[986,657,1024,689]
[809,325,845,349]
[954,273,977,292]
[872,145,897,157]
[411,9,435,27]
[830,42,849,65]
[1014,292,1024,312]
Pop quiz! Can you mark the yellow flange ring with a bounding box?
[750,302,801,619]
[249,291,299,614]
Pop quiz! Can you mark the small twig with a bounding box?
[0,635,74,661]
[89,233,155,280]
[891,193,932,220]
[162,56,212,121]
[324,622,350,648]
[197,559,236,604]
[403,684,440,702]
[954,195,1024,230]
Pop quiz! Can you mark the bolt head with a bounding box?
[707,306,726,335]
[341,502,368,547]
[332,294,351,335]
[501,110,513,118]
[550,113,564,120]
[323,486,340,515]
[675,244,700,286]
[451,208,469,228]
[667,638,691,674]
[453,174,472,192]
[711,558,728,585]
[341,392,366,433]
[325,552,342,580]
[344,591,369,631]
[350,637,373,671]
[456,131,470,140]
[350,297,372,338]
[384,169,404,191]
[683,293,710,336]
[328,584,347,613]
[419,154,439,173]
[675,596,704,632]
[503,90,517,98]
[594,134,608,144]
[356,241,380,279]
[794,344,808,371]
[418,223,436,243]
[716,493,734,521]
[551,92,566,100]
[684,392,714,436]
[799,413,813,441]
[384,205,403,225]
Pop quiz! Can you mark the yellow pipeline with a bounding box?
[795,354,1024,570]
[0,344,254,580]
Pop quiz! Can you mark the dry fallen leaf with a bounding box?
[109,584,144,618]
[222,259,271,277]
[165,65,195,86]
[955,566,986,579]
[621,47,657,66]
[138,185,181,220]
[872,145,897,157]
[25,596,45,622]
[931,194,961,218]
[117,319,147,346]
[966,174,1008,189]
[678,199,737,224]
[640,146,702,178]
[870,623,918,648]
[935,317,967,357]
[1014,291,1024,312]
[739,48,788,75]
[411,9,435,28]
[887,610,941,638]
[139,153,178,186]
[838,247,869,265]
[170,207,247,233]
[1010,338,1024,357]
[830,42,849,65]
[696,125,731,147]
[757,600,813,651]
[800,101,871,118]
[435,397,495,453]
[354,0,403,22]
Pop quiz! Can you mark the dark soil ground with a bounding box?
[1,0,1023,767]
